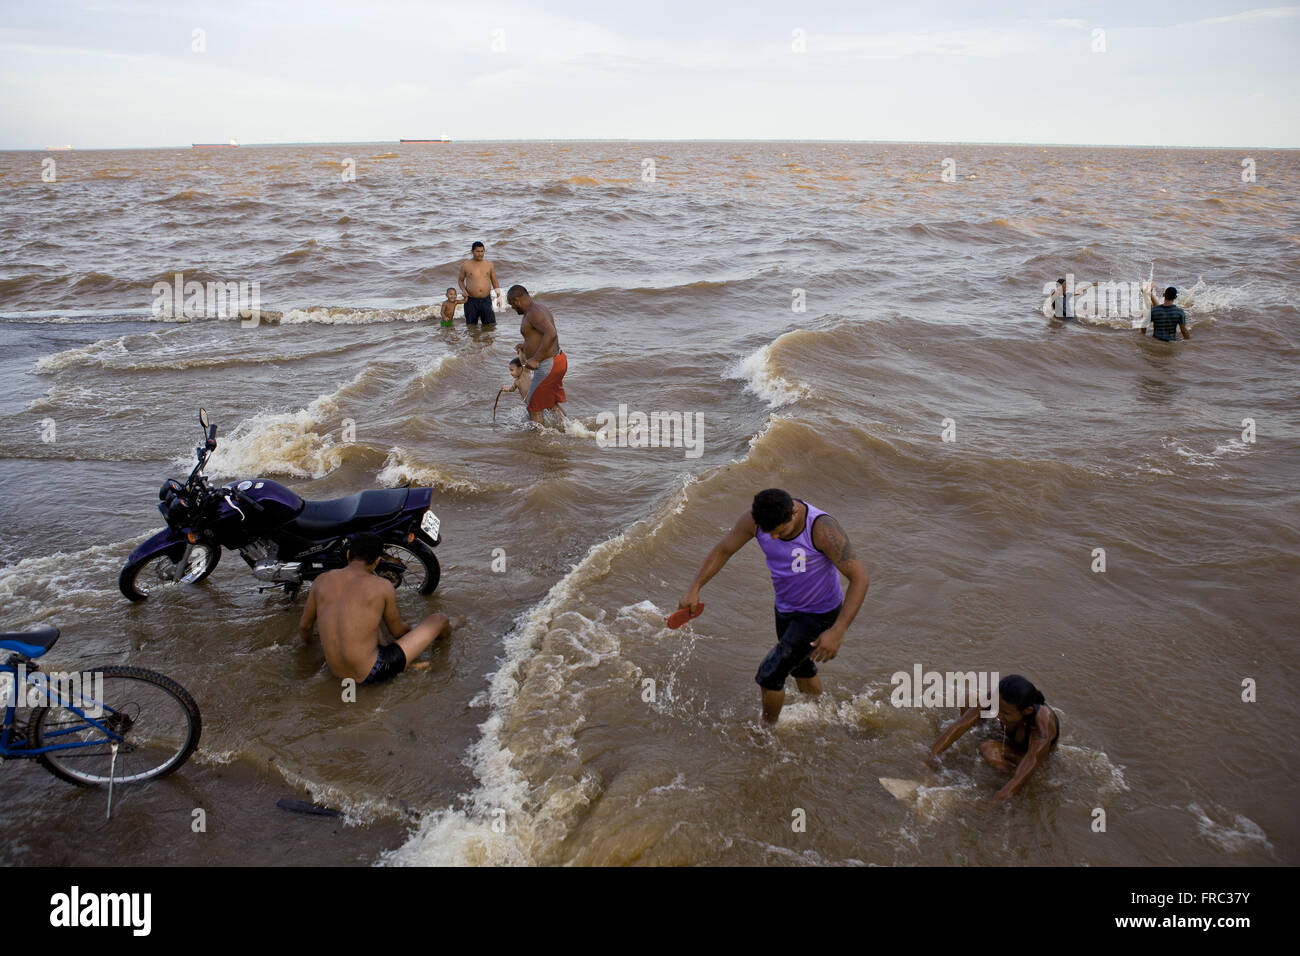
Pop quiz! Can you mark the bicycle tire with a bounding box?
[28,665,202,788]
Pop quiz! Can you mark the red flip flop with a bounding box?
[665,604,704,629]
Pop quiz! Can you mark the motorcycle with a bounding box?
[119,409,442,602]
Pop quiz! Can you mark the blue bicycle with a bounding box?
[1,626,201,788]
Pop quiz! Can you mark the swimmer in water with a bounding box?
[1048,277,1078,320]
[1142,285,1190,342]
[921,674,1060,803]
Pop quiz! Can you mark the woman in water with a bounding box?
[921,674,1060,803]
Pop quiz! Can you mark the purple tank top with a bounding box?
[756,500,844,614]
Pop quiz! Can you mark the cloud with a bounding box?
[817,26,1034,59]
[1190,5,1300,27]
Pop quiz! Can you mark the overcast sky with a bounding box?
[2,0,1297,148]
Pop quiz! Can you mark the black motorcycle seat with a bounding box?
[288,488,410,538]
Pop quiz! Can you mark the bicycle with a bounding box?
[1,626,201,814]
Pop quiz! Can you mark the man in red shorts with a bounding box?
[508,284,567,423]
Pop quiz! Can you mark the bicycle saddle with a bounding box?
[0,627,60,658]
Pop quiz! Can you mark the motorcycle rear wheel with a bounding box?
[377,539,440,596]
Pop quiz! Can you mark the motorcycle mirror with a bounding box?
[199,408,209,431]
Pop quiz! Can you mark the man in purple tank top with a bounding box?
[678,489,870,725]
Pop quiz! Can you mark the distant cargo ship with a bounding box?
[193,139,239,148]
[46,145,73,151]
[400,138,451,143]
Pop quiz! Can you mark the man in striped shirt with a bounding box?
[1143,286,1190,342]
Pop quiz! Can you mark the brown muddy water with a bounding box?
[0,142,1296,865]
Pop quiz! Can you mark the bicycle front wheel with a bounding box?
[28,666,202,787]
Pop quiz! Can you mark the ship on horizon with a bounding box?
[192,139,239,148]
[399,136,451,143]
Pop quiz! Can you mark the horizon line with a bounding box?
[3,138,1296,152]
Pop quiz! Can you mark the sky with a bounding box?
[1,0,1297,148]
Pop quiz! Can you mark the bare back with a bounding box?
[310,567,397,682]
[520,300,559,363]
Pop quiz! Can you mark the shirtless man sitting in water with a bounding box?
[297,532,462,685]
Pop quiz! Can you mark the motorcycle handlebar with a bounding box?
[228,488,265,513]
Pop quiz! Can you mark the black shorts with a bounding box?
[755,604,841,691]
[361,642,406,686]
[464,296,496,326]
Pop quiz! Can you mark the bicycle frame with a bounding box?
[0,660,124,759]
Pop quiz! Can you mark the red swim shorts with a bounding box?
[526,351,568,413]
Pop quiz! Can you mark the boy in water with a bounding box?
[297,532,463,685]
[921,674,1060,803]
[439,288,464,328]
[499,356,566,422]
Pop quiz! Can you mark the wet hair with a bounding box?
[999,674,1045,712]
[346,532,384,565]
[509,358,522,368]
[507,284,529,302]
[1163,286,1178,300]
[1056,277,1067,286]
[446,287,457,296]
[751,488,795,532]
[471,241,485,251]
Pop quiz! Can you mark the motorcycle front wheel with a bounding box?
[118,542,221,601]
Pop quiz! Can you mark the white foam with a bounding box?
[0,538,145,618]
[379,478,698,867]
[724,340,810,408]
[275,763,410,827]
[376,447,486,494]
[34,336,130,373]
[558,416,597,438]
[189,374,367,480]
[1162,436,1251,469]
[1178,276,1244,316]
[278,306,436,326]
[1188,802,1274,854]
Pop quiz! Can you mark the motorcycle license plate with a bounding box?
[420,510,441,539]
